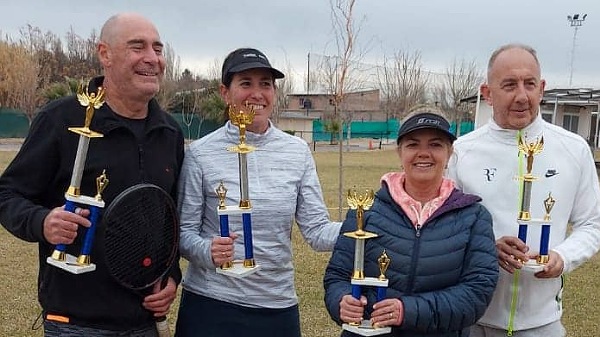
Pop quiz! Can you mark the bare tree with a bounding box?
[328,0,364,220]
[432,58,483,136]
[377,50,429,120]
[18,25,101,105]
[207,58,222,81]
[273,59,296,125]
[64,28,102,80]
[155,43,181,112]
[0,39,40,124]
[177,68,225,140]
[19,25,64,88]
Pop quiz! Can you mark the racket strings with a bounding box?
[104,189,178,290]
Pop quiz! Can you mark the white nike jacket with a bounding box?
[447,115,600,331]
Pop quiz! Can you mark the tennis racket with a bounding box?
[102,184,179,337]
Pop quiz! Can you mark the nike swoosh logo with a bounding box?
[545,172,559,178]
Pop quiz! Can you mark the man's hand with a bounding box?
[43,206,91,245]
[534,251,564,278]
[143,277,177,317]
[496,236,529,273]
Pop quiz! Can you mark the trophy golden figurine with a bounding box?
[378,250,391,281]
[215,104,261,278]
[517,136,544,221]
[516,136,554,272]
[342,189,391,336]
[47,83,108,274]
[227,103,256,155]
[216,181,233,270]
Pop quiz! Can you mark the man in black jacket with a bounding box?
[0,12,184,336]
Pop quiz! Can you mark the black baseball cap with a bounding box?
[396,112,456,144]
[221,48,285,86]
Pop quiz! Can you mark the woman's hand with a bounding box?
[339,294,367,324]
[371,298,404,327]
[210,233,238,267]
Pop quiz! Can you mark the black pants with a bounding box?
[44,320,158,337]
[174,290,301,337]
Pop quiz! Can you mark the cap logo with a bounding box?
[416,117,441,126]
[242,53,267,61]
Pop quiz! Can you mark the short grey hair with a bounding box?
[487,43,540,80]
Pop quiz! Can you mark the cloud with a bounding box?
[1,0,598,89]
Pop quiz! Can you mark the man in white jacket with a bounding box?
[448,43,600,337]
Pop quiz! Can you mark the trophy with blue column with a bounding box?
[342,189,391,336]
[46,84,108,274]
[517,136,555,272]
[215,104,260,278]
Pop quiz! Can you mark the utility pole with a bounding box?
[567,13,587,87]
[306,52,310,95]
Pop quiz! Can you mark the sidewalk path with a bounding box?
[0,138,23,151]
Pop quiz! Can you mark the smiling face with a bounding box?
[220,68,276,134]
[482,47,546,130]
[98,14,165,103]
[398,128,453,188]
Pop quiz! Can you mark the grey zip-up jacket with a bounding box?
[178,121,341,308]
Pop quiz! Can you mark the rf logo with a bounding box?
[484,168,497,181]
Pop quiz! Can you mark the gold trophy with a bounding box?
[47,83,108,274]
[215,104,260,278]
[342,189,391,336]
[516,136,555,272]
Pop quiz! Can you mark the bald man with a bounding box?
[0,13,184,336]
[448,43,600,337]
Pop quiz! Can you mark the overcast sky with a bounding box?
[1,0,598,91]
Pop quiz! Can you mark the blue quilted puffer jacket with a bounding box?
[324,183,498,337]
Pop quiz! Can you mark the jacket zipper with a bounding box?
[406,222,422,293]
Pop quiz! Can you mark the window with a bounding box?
[298,98,305,107]
[541,113,553,123]
[562,114,579,133]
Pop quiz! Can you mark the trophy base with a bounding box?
[521,260,545,273]
[46,254,96,274]
[216,260,261,278]
[351,277,389,287]
[343,321,391,336]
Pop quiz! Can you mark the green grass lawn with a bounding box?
[1,149,599,336]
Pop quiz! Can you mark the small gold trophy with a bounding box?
[47,83,108,274]
[516,136,555,272]
[215,104,260,278]
[342,189,391,336]
[538,193,555,264]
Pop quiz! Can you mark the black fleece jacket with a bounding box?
[0,77,185,330]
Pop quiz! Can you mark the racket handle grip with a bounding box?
[156,317,171,337]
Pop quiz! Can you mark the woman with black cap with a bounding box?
[175,48,341,337]
[324,111,499,336]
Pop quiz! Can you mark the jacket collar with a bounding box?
[488,114,545,145]
[87,76,176,135]
[225,120,274,146]
[378,181,481,225]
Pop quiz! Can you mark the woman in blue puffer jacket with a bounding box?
[324,111,498,337]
